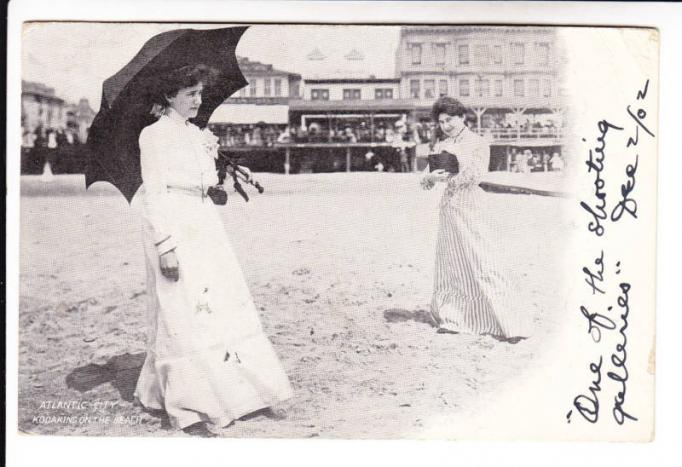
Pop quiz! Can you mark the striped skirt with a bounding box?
[430,186,531,338]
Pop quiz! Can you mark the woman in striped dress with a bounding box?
[421,97,530,341]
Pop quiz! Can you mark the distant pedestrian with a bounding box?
[399,149,409,172]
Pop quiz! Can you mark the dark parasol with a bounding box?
[85,26,249,202]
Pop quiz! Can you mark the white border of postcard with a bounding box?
[7,1,682,466]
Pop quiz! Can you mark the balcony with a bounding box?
[475,126,564,145]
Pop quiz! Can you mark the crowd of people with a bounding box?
[23,126,79,150]
[211,116,561,149]
[21,119,564,177]
[209,123,283,147]
[21,126,86,176]
[210,119,428,147]
[508,147,564,172]
[276,120,428,145]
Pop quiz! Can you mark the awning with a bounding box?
[289,98,422,113]
[209,103,289,125]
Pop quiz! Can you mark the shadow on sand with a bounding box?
[66,352,145,401]
[66,352,173,427]
[383,308,437,327]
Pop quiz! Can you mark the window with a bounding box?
[434,43,447,65]
[410,43,422,65]
[375,88,393,99]
[459,79,470,97]
[439,79,448,96]
[476,79,490,97]
[311,89,329,100]
[542,78,552,97]
[458,45,469,65]
[474,45,489,65]
[424,80,436,99]
[511,42,525,65]
[410,80,420,98]
[492,45,503,64]
[536,42,550,66]
[239,86,247,97]
[290,82,300,98]
[343,88,361,100]
[529,79,540,97]
[249,80,258,96]
[274,79,282,97]
[514,79,524,97]
[494,79,503,97]
[263,79,271,96]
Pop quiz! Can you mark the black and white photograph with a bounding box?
[8,2,668,459]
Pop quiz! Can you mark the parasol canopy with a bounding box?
[85,26,249,202]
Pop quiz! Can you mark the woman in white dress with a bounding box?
[133,65,293,435]
[421,97,530,341]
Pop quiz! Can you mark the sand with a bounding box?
[17,172,574,438]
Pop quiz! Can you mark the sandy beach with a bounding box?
[18,172,574,439]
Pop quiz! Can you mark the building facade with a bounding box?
[21,81,67,138]
[396,26,563,123]
[64,98,96,144]
[303,78,400,101]
[209,57,302,147]
[232,56,302,100]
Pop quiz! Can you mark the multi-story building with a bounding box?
[303,77,400,102]
[395,26,564,171]
[291,77,407,132]
[209,57,302,146]
[232,56,302,100]
[65,98,96,144]
[21,80,67,139]
[396,26,563,145]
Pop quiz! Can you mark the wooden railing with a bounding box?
[475,127,563,140]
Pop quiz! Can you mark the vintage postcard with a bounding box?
[10,11,659,450]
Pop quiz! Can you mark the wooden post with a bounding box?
[512,107,526,141]
[473,107,487,135]
[284,147,290,175]
[328,114,332,142]
[346,146,351,173]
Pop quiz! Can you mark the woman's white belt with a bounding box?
[166,185,206,198]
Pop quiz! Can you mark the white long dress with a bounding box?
[429,128,531,338]
[133,109,293,429]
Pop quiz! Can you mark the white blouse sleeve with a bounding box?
[139,124,178,255]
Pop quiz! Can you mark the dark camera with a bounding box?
[206,185,227,205]
[428,150,459,174]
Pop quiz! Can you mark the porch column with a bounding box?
[511,107,527,140]
[346,146,352,173]
[472,107,487,135]
[284,147,290,175]
[551,106,563,139]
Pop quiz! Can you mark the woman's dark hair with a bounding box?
[431,96,467,122]
[430,97,469,147]
[149,64,219,113]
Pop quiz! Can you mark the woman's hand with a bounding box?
[236,165,251,182]
[421,169,449,189]
[159,250,179,281]
[420,175,435,190]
